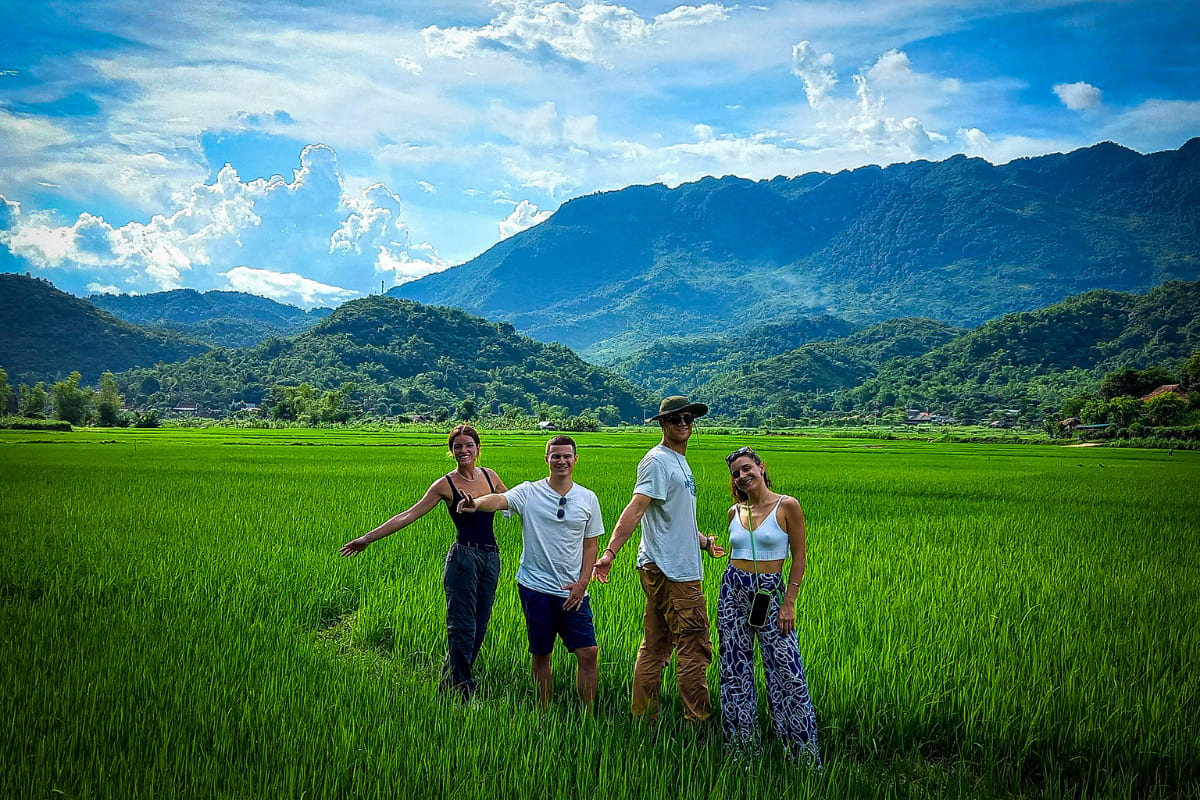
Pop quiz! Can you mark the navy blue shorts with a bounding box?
[517,584,598,656]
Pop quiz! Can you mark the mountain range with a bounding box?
[4,139,1200,423]
[3,271,1196,425]
[391,139,1200,362]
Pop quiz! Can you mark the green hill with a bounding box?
[703,281,1200,422]
[703,318,966,421]
[0,273,209,386]
[89,289,331,348]
[839,280,1200,419]
[115,295,653,421]
[607,316,859,396]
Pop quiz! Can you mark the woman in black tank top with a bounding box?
[339,424,508,701]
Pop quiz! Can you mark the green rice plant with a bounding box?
[1,429,1196,799]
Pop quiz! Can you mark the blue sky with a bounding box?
[1,0,1197,307]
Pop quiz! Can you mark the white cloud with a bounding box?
[394,56,424,75]
[866,49,916,87]
[498,200,553,239]
[1054,81,1103,111]
[789,44,952,158]
[956,128,1079,165]
[791,41,838,107]
[417,180,436,193]
[221,266,356,306]
[375,246,448,285]
[422,1,732,67]
[0,145,446,305]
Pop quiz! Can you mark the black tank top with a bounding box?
[444,470,499,548]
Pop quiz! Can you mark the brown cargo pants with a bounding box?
[631,562,713,722]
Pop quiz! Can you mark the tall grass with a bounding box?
[1,429,1196,799]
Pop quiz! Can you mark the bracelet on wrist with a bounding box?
[603,547,615,558]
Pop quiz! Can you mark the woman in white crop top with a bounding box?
[716,446,820,767]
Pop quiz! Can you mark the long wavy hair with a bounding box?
[726,446,771,502]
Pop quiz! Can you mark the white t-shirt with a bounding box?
[505,479,605,598]
[634,444,703,582]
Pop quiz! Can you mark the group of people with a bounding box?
[339,396,820,766]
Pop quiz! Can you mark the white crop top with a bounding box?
[727,497,791,560]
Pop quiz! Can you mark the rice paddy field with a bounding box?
[2,427,1197,800]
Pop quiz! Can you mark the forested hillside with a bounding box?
[114,295,652,422]
[608,316,859,395]
[394,139,1200,360]
[702,318,966,422]
[840,280,1200,417]
[89,289,331,348]
[707,280,1200,423]
[0,273,209,386]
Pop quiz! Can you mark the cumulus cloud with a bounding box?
[498,200,553,239]
[0,145,446,305]
[1054,81,1103,111]
[422,0,732,67]
[791,41,838,107]
[221,266,357,307]
[790,44,951,158]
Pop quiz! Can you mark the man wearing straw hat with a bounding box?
[593,395,726,723]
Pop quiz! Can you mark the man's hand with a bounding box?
[456,493,478,514]
[700,535,727,559]
[339,537,368,557]
[563,579,587,610]
[591,552,614,583]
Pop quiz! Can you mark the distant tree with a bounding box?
[593,404,621,427]
[1098,366,1176,400]
[1145,392,1188,427]
[1060,393,1098,419]
[130,410,162,428]
[266,383,318,421]
[1081,395,1145,429]
[51,372,93,426]
[93,372,125,427]
[313,383,356,424]
[20,382,47,418]
[456,397,477,422]
[0,367,11,414]
[1181,352,1200,392]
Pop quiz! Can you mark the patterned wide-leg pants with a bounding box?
[717,565,820,766]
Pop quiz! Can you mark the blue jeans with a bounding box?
[441,541,500,700]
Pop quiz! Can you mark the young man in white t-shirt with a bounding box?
[592,396,727,723]
[458,435,604,710]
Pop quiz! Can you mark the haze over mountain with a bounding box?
[392,139,1200,361]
